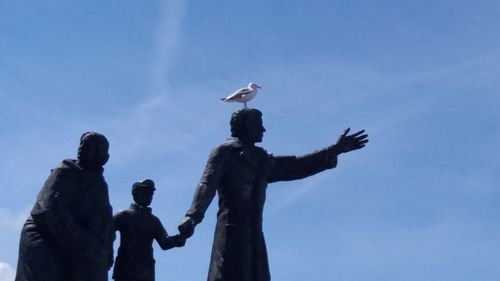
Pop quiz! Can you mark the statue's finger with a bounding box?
[350,130,365,137]
[354,134,368,141]
[342,128,351,137]
[357,139,369,145]
[355,143,366,149]
[350,145,364,151]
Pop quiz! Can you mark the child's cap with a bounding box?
[132,179,156,192]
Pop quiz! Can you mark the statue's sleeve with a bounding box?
[268,145,338,183]
[153,216,175,250]
[185,145,227,223]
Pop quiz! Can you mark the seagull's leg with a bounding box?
[244,102,247,109]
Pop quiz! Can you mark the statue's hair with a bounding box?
[80,132,109,148]
[230,108,262,138]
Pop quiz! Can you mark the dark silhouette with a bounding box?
[178,108,368,281]
[15,132,115,281]
[113,179,185,281]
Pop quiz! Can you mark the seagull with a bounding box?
[221,82,261,108]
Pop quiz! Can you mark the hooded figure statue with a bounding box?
[15,132,115,281]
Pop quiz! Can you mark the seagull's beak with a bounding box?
[257,85,262,89]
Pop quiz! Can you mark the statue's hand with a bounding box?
[334,128,369,154]
[178,216,196,239]
[176,236,187,247]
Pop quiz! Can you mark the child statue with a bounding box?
[113,179,185,281]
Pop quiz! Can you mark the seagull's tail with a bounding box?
[220,98,226,102]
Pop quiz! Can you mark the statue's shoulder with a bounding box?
[211,139,241,155]
[252,145,269,155]
[52,159,79,172]
[114,208,132,216]
[150,213,163,224]
[46,159,80,181]
[215,142,233,151]
[113,208,137,224]
[221,138,241,149]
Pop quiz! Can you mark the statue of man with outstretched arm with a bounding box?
[179,108,368,281]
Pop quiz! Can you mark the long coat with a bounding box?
[15,159,115,281]
[186,138,338,281]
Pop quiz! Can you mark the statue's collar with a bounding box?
[226,137,255,148]
[225,138,267,168]
[130,203,152,213]
[62,159,104,173]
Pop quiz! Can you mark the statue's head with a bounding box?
[77,132,109,170]
[132,179,155,207]
[230,108,266,145]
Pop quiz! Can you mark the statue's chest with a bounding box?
[222,149,270,200]
[124,213,155,237]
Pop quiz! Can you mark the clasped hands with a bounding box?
[178,216,196,240]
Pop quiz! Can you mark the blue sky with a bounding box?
[1,1,500,280]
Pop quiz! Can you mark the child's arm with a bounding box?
[164,234,186,249]
[153,216,186,250]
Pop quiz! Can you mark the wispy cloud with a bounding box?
[150,0,188,95]
[0,262,15,281]
[70,0,192,166]
[408,49,500,87]
[267,172,333,215]
[258,49,500,213]
[106,0,191,160]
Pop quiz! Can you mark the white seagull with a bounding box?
[221,82,261,108]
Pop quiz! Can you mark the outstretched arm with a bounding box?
[268,128,368,182]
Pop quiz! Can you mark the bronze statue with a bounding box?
[15,132,115,281]
[113,179,185,281]
[178,108,368,281]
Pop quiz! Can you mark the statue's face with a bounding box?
[133,189,154,207]
[77,134,110,169]
[243,114,266,144]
